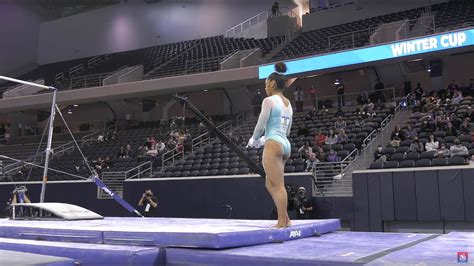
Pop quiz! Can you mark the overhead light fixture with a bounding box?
[334,79,340,85]
[203,89,208,92]
[410,58,423,62]
[427,67,431,72]
[73,104,79,107]
[67,109,73,115]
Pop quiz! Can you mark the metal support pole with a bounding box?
[40,89,57,203]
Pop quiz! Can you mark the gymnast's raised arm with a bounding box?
[251,97,273,140]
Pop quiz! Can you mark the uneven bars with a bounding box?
[0,76,55,90]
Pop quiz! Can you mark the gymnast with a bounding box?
[247,62,293,228]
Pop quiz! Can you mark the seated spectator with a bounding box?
[404,124,417,139]
[320,105,329,117]
[409,137,424,153]
[325,130,338,145]
[460,119,471,135]
[306,107,317,120]
[103,156,111,170]
[298,141,313,159]
[435,143,451,158]
[327,149,340,162]
[425,135,439,152]
[334,116,346,131]
[314,130,326,147]
[297,124,309,137]
[144,137,152,150]
[374,145,387,163]
[156,140,166,153]
[355,116,366,127]
[421,120,435,133]
[305,152,319,172]
[110,130,117,142]
[445,122,459,137]
[451,90,463,105]
[337,129,349,144]
[450,139,468,158]
[390,124,405,147]
[137,146,147,158]
[117,146,126,158]
[315,146,326,162]
[363,98,374,112]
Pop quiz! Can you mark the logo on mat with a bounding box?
[289,230,301,238]
[101,187,114,197]
[458,252,468,263]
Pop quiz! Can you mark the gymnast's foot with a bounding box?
[273,217,292,228]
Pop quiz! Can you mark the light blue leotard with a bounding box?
[252,95,293,156]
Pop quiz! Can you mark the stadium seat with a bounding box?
[369,162,384,169]
[384,161,399,168]
[416,159,431,167]
[449,157,466,165]
[431,158,448,166]
[400,160,415,168]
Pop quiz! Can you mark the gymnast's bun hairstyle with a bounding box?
[274,62,287,74]
[267,62,287,90]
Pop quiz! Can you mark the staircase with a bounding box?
[98,172,125,199]
[314,106,411,197]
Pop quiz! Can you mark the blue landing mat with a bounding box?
[0,238,162,266]
[165,231,435,265]
[0,217,340,249]
[0,249,75,266]
[368,232,474,265]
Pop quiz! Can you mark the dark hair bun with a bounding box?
[274,62,287,74]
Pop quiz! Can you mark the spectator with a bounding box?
[435,143,451,158]
[404,124,417,139]
[294,87,304,112]
[447,80,459,95]
[325,129,338,145]
[414,83,423,101]
[156,140,166,153]
[404,80,412,96]
[355,116,366,127]
[390,124,405,147]
[460,119,471,135]
[374,79,385,103]
[103,156,111,170]
[445,122,459,137]
[315,146,326,162]
[309,85,317,107]
[314,130,326,147]
[137,146,147,158]
[110,130,117,142]
[337,129,349,144]
[425,135,439,152]
[336,81,345,108]
[334,116,346,131]
[125,144,133,158]
[320,105,329,117]
[305,152,319,172]
[298,141,313,159]
[357,94,367,105]
[363,98,374,112]
[421,120,435,133]
[117,146,126,158]
[450,139,468,158]
[271,1,281,16]
[144,137,152,150]
[374,145,387,163]
[251,90,263,117]
[451,90,463,105]
[306,107,317,120]
[409,137,424,153]
[327,149,340,162]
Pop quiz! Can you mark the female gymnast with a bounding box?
[247,62,293,228]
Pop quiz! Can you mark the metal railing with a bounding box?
[225,10,270,37]
[184,55,225,74]
[81,124,116,147]
[235,113,245,127]
[69,72,114,90]
[328,15,435,52]
[124,161,153,179]
[87,54,109,68]
[69,64,83,76]
[55,72,64,83]
[312,148,357,193]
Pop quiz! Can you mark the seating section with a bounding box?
[158,106,392,178]
[432,1,474,32]
[272,8,423,61]
[370,96,474,169]
[144,36,284,79]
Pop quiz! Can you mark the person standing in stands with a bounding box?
[375,79,385,103]
[336,81,345,109]
[404,80,412,96]
[447,80,459,96]
[294,86,304,112]
[309,85,317,108]
[414,83,424,102]
[247,62,293,228]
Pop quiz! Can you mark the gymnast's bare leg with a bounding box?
[263,140,291,228]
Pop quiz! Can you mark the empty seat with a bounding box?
[369,161,384,169]
[400,160,415,168]
[431,158,448,166]
[416,159,431,167]
[384,161,399,168]
[420,151,435,159]
[390,153,405,162]
[405,152,420,161]
[284,166,295,173]
[449,157,466,165]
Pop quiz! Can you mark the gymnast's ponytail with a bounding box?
[267,62,287,91]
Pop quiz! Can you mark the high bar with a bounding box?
[0,76,55,90]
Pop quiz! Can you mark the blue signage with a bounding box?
[258,29,474,79]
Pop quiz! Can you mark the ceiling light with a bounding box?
[67,109,73,115]
[73,104,79,107]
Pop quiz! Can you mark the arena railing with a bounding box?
[69,71,115,90]
[327,15,435,52]
[312,148,357,194]
[81,124,116,147]
[225,10,270,38]
[124,161,153,180]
